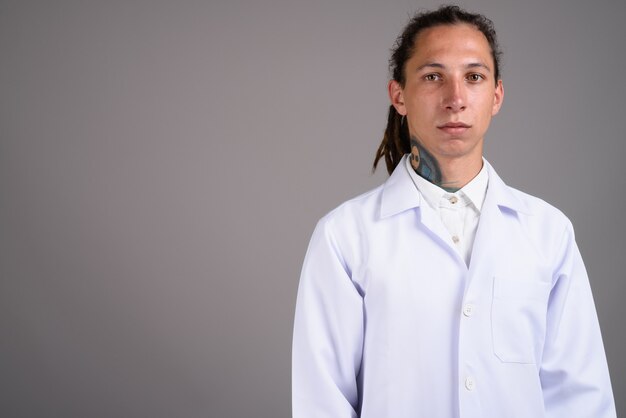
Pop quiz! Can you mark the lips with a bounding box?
[439,122,470,128]
[438,122,471,135]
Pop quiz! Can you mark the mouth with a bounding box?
[437,122,471,135]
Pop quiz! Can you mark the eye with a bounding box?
[424,73,441,82]
[467,73,484,82]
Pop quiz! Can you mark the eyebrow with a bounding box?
[416,62,492,73]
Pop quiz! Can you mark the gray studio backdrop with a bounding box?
[1,0,624,416]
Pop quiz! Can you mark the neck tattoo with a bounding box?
[409,136,461,192]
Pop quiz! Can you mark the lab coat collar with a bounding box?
[483,159,532,215]
[380,155,531,219]
[406,156,488,212]
[380,155,422,219]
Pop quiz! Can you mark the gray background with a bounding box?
[1,0,624,416]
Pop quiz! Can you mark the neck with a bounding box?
[409,136,482,192]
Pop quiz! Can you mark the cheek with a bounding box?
[475,97,496,118]
[407,113,431,134]
[409,101,435,120]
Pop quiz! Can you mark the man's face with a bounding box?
[389,24,503,165]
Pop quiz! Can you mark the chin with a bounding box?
[437,143,481,159]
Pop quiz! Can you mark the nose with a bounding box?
[442,79,466,112]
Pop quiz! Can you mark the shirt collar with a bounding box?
[405,156,488,212]
[459,161,488,211]
[380,155,530,219]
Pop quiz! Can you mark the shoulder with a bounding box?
[507,185,573,231]
[317,184,385,236]
[485,162,577,266]
[502,184,578,269]
[485,160,573,234]
[304,185,386,276]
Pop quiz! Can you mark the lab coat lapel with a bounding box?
[467,161,531,289]
[380,156,465,265]
[467,191,508,285]
[418,200,465,265]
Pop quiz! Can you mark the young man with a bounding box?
[292,6,615,418]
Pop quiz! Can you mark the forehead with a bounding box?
[410,23,494,67]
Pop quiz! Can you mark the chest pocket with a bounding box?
[491,276,551,364]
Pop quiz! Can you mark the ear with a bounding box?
[491,79,504,116]
[388,80,407,116]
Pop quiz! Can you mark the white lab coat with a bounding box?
[292,156,615,418]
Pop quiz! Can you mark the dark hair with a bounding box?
[373,5,502,174]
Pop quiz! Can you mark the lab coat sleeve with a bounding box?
[540,221,616,417]
[292,217,364,418]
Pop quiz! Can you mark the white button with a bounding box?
[452,235,460,244]
[465,377,475,391]
[462,304,474,317]
[449,196,458,204]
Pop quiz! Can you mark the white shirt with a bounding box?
[292,156,615,418]
[406,157,488,265]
